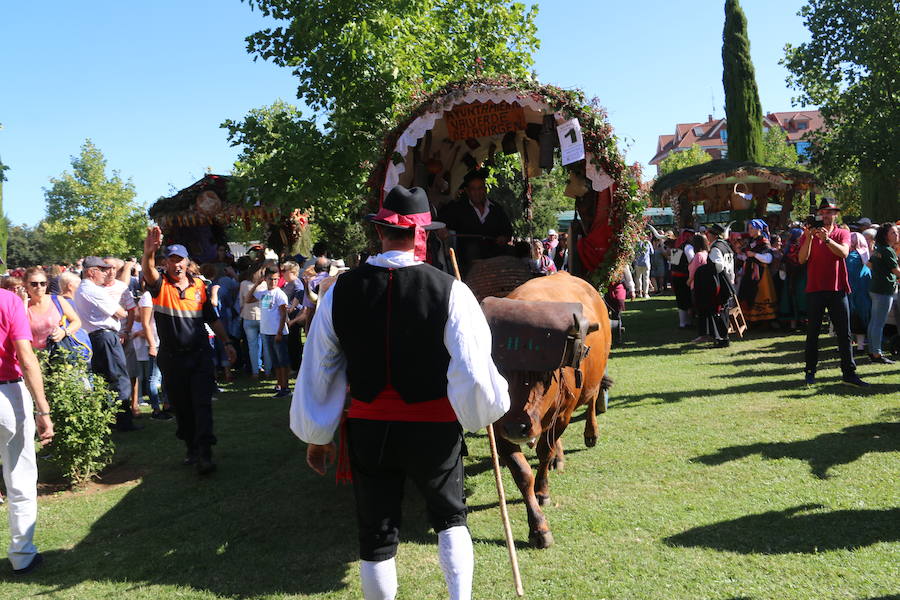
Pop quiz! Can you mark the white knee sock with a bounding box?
[360,558,398,600]
[678,309,689,327]
[438,526,474,600]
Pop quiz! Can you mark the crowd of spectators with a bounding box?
[637,203,899,378]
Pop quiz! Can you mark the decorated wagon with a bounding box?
[365,77,644,293]
[652,159,818,230]
[363,78,642,555]
[147,174,309,263]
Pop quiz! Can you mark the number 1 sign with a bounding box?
[556,118,585,166]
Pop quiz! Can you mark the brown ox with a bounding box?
[489,272,611,548]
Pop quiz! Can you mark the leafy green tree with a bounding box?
[783,0,899,220]
[43,140,147,261]
[225,0,540,257]
[722,0,764,163]
[658,144,713,176]
[0,157,7,267]
[1,122,8,265]
[760,126,801,169]
[6,222,53,267]
[486,157,571,240]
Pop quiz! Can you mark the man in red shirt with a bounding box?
[798,198,867,387]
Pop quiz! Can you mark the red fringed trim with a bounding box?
[335,413,353,485]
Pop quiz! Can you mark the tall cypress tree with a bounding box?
[722,0,764,163]
[0,153,7,267]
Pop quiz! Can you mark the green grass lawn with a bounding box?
[2,296,898,599]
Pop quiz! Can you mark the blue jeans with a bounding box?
[242,319,270,375]
[262,334,290,369]
[867,291,895,356]
[137,357,164,411]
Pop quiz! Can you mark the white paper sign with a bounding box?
[557,118,585,166]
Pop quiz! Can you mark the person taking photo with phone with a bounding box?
[798,198,867,387]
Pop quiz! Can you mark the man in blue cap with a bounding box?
[141,230,237,474]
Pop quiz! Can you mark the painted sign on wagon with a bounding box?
[445,101,527,141]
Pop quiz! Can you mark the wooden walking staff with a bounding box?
[448,247,525,597]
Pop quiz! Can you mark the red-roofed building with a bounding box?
[649,110,823,173]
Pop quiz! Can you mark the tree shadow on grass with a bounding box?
[2,392,364,598]
[693,421,900,479]
[610,376,797,409]
[665,504,900,554]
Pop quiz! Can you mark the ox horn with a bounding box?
[647,223,667,240]
[724,220,736,238]
[587,322,600,334]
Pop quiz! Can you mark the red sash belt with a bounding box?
[347,384,456,422]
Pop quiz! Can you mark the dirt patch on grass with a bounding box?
[36,462,145,498]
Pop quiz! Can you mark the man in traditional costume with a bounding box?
[437,169,513,278]
[290,185,510,600]
[698,224,737,347]
[670,228,696,328]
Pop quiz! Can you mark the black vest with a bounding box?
[672,242,691,274]
[332,262,454,404]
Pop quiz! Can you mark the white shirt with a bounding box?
[290,250,510,445]
[132,292,159,361]
[73,279,122,333]
[470,199,492,224]
[255,287,289,336]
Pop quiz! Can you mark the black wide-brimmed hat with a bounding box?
[366,185,444,230]
[817,197,841,212]
[710,223,727,236]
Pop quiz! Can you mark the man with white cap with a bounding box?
[73,256,141,431]
[141,233,236,474]
[291,185,509,600]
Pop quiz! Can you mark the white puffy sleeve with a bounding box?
[708,246,725,273]
[754,250,773,264]
[444,280,510,432]
[289,284,347,445]
[684,244,696,263]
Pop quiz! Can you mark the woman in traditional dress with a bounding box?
[737,219,778,324]
[778,227,808,331]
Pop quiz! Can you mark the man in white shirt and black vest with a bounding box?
[290,185,510,600]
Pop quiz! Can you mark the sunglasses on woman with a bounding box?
[29,281,48,288]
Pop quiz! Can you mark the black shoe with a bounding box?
[183,450,199,466]
[712,339,730,348]
[869,353,895,365]
[841,374,870,388]
[12,552,43,575]
[150,411,174,421]
[804,372,816,386]
[196,457,217,475]
[117,422,145,432]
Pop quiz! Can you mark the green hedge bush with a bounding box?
[38,351,117,486]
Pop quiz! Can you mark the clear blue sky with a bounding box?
[1,0,812,227]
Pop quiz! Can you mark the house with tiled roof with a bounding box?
[649,110,823,173]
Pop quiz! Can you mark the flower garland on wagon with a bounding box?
[364,76,645,291]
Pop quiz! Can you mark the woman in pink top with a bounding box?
[687,234,709,289]
[687,234,710,343]
[24,267,81,350]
